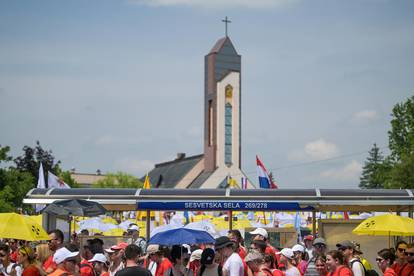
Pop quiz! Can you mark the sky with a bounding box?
[1,0,413,189]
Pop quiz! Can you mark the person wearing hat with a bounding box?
[16,245,39,276]
[114,244,151,276]
[49,246,80,276]
[391,241,408,275]
[303,236,314,260]
[304,238,327,276]
[215,236,244,276]
[147,244,173,276]
[107,242,128,276]
[198,248,221,276]
[89,253,110,276]
[189,249,203,276]
[128,224,147,255]
[244,251,274,276]
[80,241,96,276]
[276,248,300,276]
[292,244,308,275]
[249,228,279,269]
[336,240,365,276]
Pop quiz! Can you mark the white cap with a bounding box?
[292,244,305,253]
[249,228,268,239]
[53,247,79,264]
[128,225,139,231]
[89,253,107,263]
[190,249,203,262]
[276,248,294,259]
[104,248,115,253]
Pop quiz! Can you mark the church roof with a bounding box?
[208,36,239,55]
[146,154,204,188]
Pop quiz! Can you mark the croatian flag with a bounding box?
[256,155,278,189]
[241,177,247,189]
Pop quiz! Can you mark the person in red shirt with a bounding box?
[391,241,408,275]
[48,247,80,276]
[89,253,110,276]
[7,240,18,263]
[376,248,397,276]
[326,250,352,276]
[43,229,65,274]
[80,243,95,276]
[147,244,172,276]
[400,244,414,276]
[228,230,247,260]
[263,254,284,276]
[315,255,328,276]
[250,228,279,269]
[16,246,40,276]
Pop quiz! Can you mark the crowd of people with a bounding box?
[0,226,413,276]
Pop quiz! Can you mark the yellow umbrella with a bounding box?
[352,214,414,247]
[0,213,50,241]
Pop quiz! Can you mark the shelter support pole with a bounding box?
[409,205,413,219]
[229,210,233,231]
[312,210,317,236]
[146,210,150,241]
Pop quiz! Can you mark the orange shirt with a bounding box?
[391,262,405,275]
[327,265,353,276]
[22,264,40,276]
[43,255,57,273]
[101,272,110,276]
[80,259,95,276]
[238,247,247,260]
[383,267,397,276]
[10,251,17,263]
[155,258,173,276]
[399,263,414,276]
[265,245,279,269]
[48,267,73,276]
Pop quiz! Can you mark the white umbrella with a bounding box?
[184,221,219,238]
[150,224,179,238]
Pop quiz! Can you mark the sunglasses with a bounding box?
[376,258,384,262]
[397,248,406,253]
[314,244,325,248]
[0,253,7,258]
[404,252,414,257]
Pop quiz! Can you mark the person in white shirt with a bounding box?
[336,240,365,276]
[215,236,244,276]
[0,243,22,276]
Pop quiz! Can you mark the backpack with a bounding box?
[350,259,379,276]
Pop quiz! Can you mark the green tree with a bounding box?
[0,145,34,212]
[388,96,414,161]
[93,172,143,188]
[13,141,78,188]
[387,96,414,189]
[359,144,390,189]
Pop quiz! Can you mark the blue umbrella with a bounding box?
[148,228,215,246]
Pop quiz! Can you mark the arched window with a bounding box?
[225,103,232,165]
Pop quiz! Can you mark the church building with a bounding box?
[146,34,253,189]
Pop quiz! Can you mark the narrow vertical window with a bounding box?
[208,100,213,146]
[225,103,232,165]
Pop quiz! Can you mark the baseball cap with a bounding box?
[304,235,314,241]
[276,248,294,259]
[313,238,327,246]
[215,236,234,250]
[336,240,354,249]
[292,244,305,253]
[245,252,264,263]
[249,228,268,239]
[147,244,160,255]
[190,249,203,262]
[53,247,79,264]
[201,248,215,265]
[128,225,139,231]
[89,253,107,263]
[111,242,128,250]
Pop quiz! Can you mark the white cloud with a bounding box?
[128,0,298,9]
[319,160,362,182]
[352,109,378,122]
[115,158,154,176]
[288,139,339,161]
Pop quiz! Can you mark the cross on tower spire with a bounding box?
[222,16,231,37]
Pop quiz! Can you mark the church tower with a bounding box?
[204,37,241,172]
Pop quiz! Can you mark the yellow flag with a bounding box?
[143,174,151,189]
